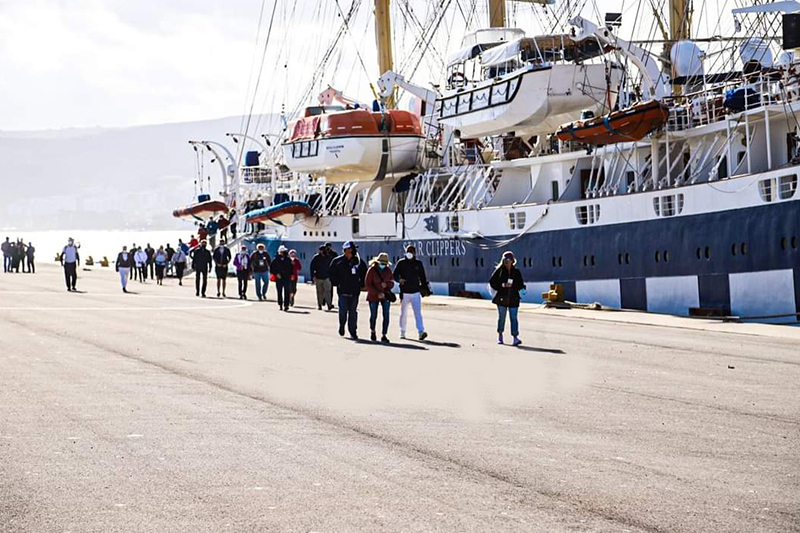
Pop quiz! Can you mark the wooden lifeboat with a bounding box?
[173,199,228,222]
[245,201,314,227]
[556,100,670,145]
[282,107,423,184]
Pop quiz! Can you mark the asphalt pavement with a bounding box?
[1,263,798,532]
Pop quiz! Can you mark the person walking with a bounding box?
[19,241,27,273]
[61,238,80,291]
[25,243,35,274]
[329,241,367,340]
[233,245,250,299]
[130,243,139,281]
[2,237,10,273]
[191,240,212,297]
[116,246,134,293]
[228,209,237,239]
[197,224,208,244]
[393,244,429,340]
[489,251,526,346]
[145,243,155,280]
[154,246,168,285]
[188,235,198,250]
[249,243,271,301]
[310,244,334,310]
[213,241,231,298]
[134,247,148,283]
[218,214,229,243]
[271,246,293,311]
[288,249,302,307]
[165,243,175,276]
[365,252,394,343]
[172,246,187,285]
[11,241,21,273]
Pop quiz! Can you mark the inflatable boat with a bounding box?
[173,199,229,222]
[245,201,314,227]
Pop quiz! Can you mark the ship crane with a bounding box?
[570,16,670,100]
[317,86,369,108]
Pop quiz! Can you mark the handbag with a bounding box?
[385,290,397,303]
[420,282,432,297]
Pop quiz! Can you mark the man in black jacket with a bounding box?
[271,245,293,311]
[213,241,232,298]
[329,241,367,339]
[310,244,334,311]
[393,244,429,340]
[145,243,155,280]
[115,245,134,293]
[249,243,272,301]
[191,240,213,297]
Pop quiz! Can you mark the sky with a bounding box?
[0,0,744,132]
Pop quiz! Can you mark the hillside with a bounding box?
[0,115,278,230]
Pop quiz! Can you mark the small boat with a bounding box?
[245,201,314,227]
[556,100,670,145]
[283,107,423,184]
[173,198,228,222]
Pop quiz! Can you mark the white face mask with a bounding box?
[405,252,413,260]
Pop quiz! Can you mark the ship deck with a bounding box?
[1,264,798,532]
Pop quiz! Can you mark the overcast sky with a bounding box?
[0,0,741,132]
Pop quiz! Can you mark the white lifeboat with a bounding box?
[437,35,621,138]
[282,108,424,184]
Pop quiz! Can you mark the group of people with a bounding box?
[115,240,190,292]
[2,237,35,274]
[106,236,527,345]
[195,210,236,250]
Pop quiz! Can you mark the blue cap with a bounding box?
[342,241,357,250]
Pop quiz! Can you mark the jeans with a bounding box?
[399,292,424,334]
[497,305,519,336]
[253,271,269,299]
[338,293,359,336]
[276,278,292,309]
[369,300,390,335]
[118,267,129,289]
[3,254,9,272]
[237,270,249,297]
[63,262,77,290]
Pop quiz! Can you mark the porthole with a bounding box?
[583,255,588,267]
[793,236,798,249]
[334,231,337,237]
[591,255,596,266]
[558,257,563,267]
[618,253,623,265]
[475,258,480,267]
[664,251,669,262]
[480,258,485,267]
[625,253,631,265]
[552,257,557,268]
[696,247,702,260]
[655,251,661,263]
[781,237,788,251]
[731,244,737,256]
[303,231,307,236]
[741,243,747,255]
[704,246,711,260]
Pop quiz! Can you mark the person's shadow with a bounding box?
[283,309,311,315]
[353,339,428,350]
[512,345,564,354]
[412,339,461,348]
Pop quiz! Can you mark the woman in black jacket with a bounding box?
[115,246,134,293]
[489,251,526,345]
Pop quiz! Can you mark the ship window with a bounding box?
[662,195,675,216]
[705,246,711,260]
[575,204,600,225]
[696,247,701,259]
[677,194,684,214]
[625,253,630,264]
[333,231,337,237]
[626,171,636,192]
[472,88,490,110]
[591,255,596,266]
[732,243,737,256]
[664,250,669,262]
[552,257,556,267]
[779,175,798,199]
[300,142,307,157]
[618,253,623,265]
[717,156,728,180]
[551,181,559,201]
[653,198,660,217]
[781,237,787,251]
[516,212,526,227]
[508,211,526,230]
[558,257,563,267]
[759,178,775,202]
[793,236,798,249]
[583,255,588,267]
[655,251,660,262]
[741,243,747,255]
[457,92,472,114]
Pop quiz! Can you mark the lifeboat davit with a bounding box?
[282,108,423,184]
[245,201,314,227]
[556,100,670,145]
[173,198,228,222]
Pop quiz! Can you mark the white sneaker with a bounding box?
[400,332,406,339]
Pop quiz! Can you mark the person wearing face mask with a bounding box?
[190,240,213,297]
[213,240,232,298]
[365,252,395,343]
[489,251,526,346]
[310,243,334,311]
[60,238,81,291]
[271,245,294,311]
[115,245,134,293]
[171,246,187,286]
[233,245,251,299]
[329,241,367,339]
[249,243,271,301]
[288,249,302,307]
[392,244,429,340]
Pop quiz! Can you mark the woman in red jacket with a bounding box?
[365,252,395,343]
[289,249,302,307]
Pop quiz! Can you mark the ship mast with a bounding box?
[667,0,692,86]
[374,0,395,107]
[489,0,507,27]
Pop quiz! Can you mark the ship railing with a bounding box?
[402,165,499,213]
[241,165,275,184]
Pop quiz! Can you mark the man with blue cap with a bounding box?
[329,241,367,339]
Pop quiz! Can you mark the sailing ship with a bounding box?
[180,0,800,322]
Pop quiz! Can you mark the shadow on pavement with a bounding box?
[353,339,428,350]
[412,339,461,348]
[513,345,564,354]
[284,309,311,315]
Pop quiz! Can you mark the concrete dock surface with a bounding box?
[1,264,798,532]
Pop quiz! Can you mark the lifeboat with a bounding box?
[555,100,670,145]
[245,201,314,227]
[282,108,423,184]
[173,198,228,222]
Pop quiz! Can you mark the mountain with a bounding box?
[0,115,279,230]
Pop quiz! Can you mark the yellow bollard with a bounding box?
[85,256,94,266]
[100,256,110,267]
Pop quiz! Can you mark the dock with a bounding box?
[1,264,798,532]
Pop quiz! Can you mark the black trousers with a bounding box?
[148,262,154,278]
[195,269,208,296]
[237,271,248,297]
[27,258,34,274]
[175,262,185,281]
[276,278,291,309]
[63,262,77,289]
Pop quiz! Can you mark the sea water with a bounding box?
[3,230,190,263]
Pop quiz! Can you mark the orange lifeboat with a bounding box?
[556,100,670,145]
[283,108,424,184]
